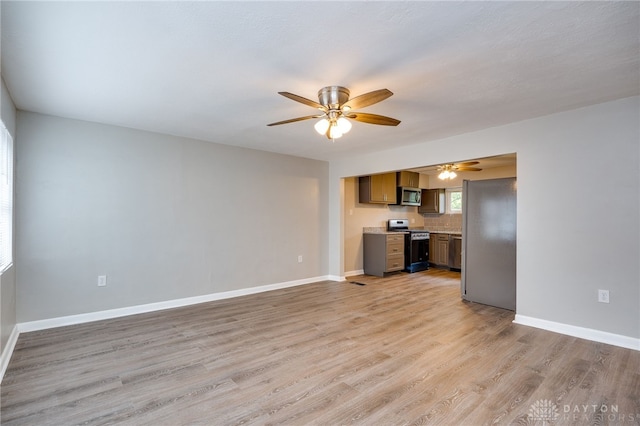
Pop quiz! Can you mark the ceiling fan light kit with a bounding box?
[439,169,457,180]
[267,85,400,140]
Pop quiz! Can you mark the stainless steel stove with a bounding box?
[387,219,430,273]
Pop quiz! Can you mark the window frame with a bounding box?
[445,187,462,214]
[0,121,14,273]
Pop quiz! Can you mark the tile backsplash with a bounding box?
[422,214,462,233]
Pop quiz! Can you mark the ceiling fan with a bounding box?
[267,86,401,140]
[437,161,482,180]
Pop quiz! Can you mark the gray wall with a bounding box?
[330,96,640,340]
[1,77,17,355]
[10,96,640,345]
[16,112,329,322]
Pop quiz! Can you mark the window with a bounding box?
[446,187,462,214]
[0,122,13,272]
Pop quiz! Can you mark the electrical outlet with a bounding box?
[597,289,609,303]
[298,255,303,263]
[98,275,107,287]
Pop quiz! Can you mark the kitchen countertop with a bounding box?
[363,227,461,236]
[363,227,408,234]
[430,230,462,236]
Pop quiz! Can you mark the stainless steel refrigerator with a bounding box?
[461,177,517,310]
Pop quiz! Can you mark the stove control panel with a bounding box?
[388,219,409,230]
[411,232,430,240]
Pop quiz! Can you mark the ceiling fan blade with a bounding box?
[277,92,326,110]
[456,161,480,167]
[347,112,401,126]
[267,115,323,126]
[455,167,482,171]
[341,89,393,111]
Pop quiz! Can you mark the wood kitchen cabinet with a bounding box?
[359,173,397,204]
[363,233,405,277]
[429,233,450,267]
[419,188,445,214]
[429,236,437,264]
[449,236,462,270]
[397,171,420,188]
[429,233,462,270]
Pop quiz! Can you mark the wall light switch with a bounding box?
[298,255,303,263]
[98,275,107,287]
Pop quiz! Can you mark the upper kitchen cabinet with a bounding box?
[397,171,420,188]
[419,188,445,214]
[359,173,397,204]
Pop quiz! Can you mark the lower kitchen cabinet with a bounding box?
[363,233,405,277]
[429,236,436,265]
[429,233,450,267]
[429,233,462,270]
[450,236,462,270]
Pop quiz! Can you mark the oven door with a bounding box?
[410,238,429,263]
[405,236,430,273]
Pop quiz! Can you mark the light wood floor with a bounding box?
[2,269,639,425]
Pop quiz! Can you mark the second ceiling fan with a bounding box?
[267,86,401,140]
[437,161,483,180]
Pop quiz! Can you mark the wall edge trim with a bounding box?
[513,314,640,351]
[0,325,20,383]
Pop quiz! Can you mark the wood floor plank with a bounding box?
[2,269,639,425]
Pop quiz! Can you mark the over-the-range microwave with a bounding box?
[396,187,422,206]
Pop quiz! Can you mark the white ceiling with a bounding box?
[2,1,638,162]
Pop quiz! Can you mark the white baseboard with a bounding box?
[513,314,640,351]
[344,269,365,277]
[1,325,19,383]
[18,275,333,334]
[327,275,347,282]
